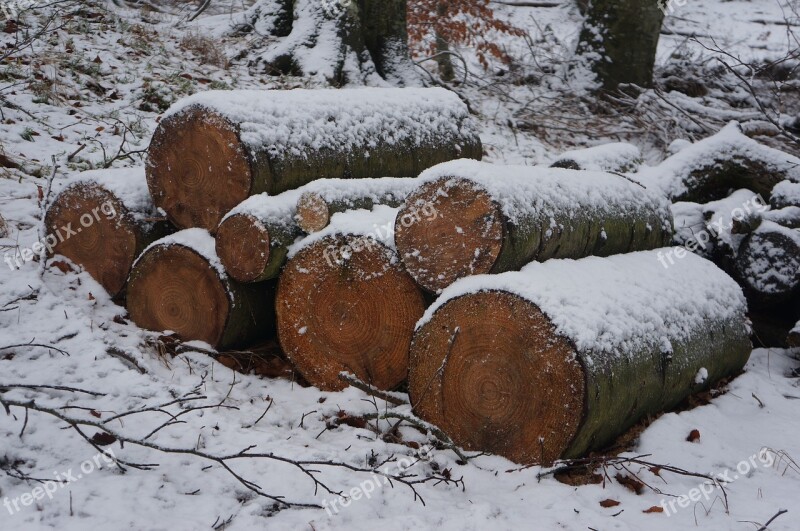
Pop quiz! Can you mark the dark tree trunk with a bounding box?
[577,0,665,89]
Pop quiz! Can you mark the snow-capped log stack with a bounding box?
[295,177,418,234]
[217,177,420,283]
[638,123,800,203]
[394,159,673,294]
[44,168,172,298]
[276,206,425,391]
[733,221,800,307]
[146,88,482,231]
[127,229,274,350]
[550,142,643,173]
[409,250,751,465]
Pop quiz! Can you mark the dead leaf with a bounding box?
[600,499,621,508]
[91,432,116,446]
[643,505,664,513]
[687,429,701,442]
[615,473,645,494]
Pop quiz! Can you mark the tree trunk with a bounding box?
[409,250,751,465]
[576,0,664,89]
[394,159,673,293]
[734,221,800,308]
[146,88,482,231]
[276,208,425,391]
[295,177,418,233]
[127,229,275,350]
[44,168,172,298]
[434,2,455,82]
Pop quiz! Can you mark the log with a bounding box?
[788,320,800,348]
[295,177,418,233]
[44,168,172,298]
[127,229,274,350]
[216,190,303,283]
[637,123,800,203]
[763,206,800,229]
[550,142,642,173]
[394,159,673,293]
[146,88,482,231]
[734,220,800,307]
[409,250,751,465]
[770,181,800,209]
[276,206,425,391]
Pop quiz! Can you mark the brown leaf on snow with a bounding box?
[687,429,701,442]
[90,410,102,418]
[91,431,117,446]
[615,473,645,494]
[599,499,620,508]
[643,505,664,513]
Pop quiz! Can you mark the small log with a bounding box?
[295,177,418,233]
[394,159,673,293]
[276,207,425,391]
[44,168,172,298]
[788,320,800,348]
[763,206,800,229]
[146,88,482,230]
[409,250,751,464]
[127,229,274,350]
[770,181,800,209]
[550,142,642,173]
[734,221,800,307]
[638,123,800,203]
[216,191,303,283]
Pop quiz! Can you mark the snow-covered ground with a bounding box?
[1,1,799,529]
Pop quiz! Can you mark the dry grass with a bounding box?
[180,31,229,70]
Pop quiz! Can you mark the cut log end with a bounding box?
[44,184,137,297]
[296,191,330,233]
[216,213,271,283]
[277,235,426,392]
[409,291,585,465]
[735,228,800,307]
[127,244,231,347]
[394,178,504,293]
[146,107,253,231]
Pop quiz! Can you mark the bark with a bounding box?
[127,232,275,350]
[44,176,172,299]
[146,89,482,231]
[276,233,425,391]
[788,319,800,348]
[394,161,673,293]
[409,250,751,464]
[576,0,665,89]
[434,2,455,82]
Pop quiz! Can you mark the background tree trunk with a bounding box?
[576,0,665,89]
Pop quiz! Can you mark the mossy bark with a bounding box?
[577,0,665,89]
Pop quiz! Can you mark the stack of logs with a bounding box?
[46,88,799,466]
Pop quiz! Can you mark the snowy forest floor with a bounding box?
[1,0,799,530]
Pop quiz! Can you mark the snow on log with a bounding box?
[637,122,800,203]
[409,250,751,465]
[788,320,800,348]
[733,220,800,307]
[276,206,425,391]
[127,229,274,350]
[295,177,418,234]
[550,142,642,173]
[394,159,673,294]
[146,88,482,231]
[44,168,172,298]
[216,190,303,283]
[770,181,800,209]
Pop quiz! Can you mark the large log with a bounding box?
[44,168,172,298]
[770,181,800,209]
[394,159,673,293]
[276,206,425,391]
[550,142,642,173]
[638,123,800,203]
[127,229,274,350]
[295,177,418,233]
[146,88,482,231]
[409,250,751,465]
[734,220,800,307]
